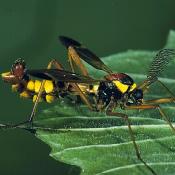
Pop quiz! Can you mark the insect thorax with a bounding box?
[97,73,137,106]
[97,81,123,106]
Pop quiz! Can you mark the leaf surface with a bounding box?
[33,30,175,175]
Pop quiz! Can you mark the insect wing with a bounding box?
[26,69,99,83]
[74,47,112,74]
[59,36,112,74]
[59,36,81,48]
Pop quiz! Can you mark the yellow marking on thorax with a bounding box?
[130,83,137,92]
[113,80,137,93]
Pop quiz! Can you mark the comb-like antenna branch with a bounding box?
[146,49,175,86]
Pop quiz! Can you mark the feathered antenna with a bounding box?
[140,49,175,89]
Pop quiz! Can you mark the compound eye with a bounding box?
[135,89,143,99]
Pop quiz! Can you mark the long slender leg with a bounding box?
[144,97,175,104]
[52,58,92,110]
[67,46,94,110]
[157,80,175,98]
[125,104,175,133]
[50,59,64,70]
[29,59,63,123]
[29,59,64,123]
[106,104,157,175]
[157,106,175,132]
[70,83,94,111]
[68,46,89,76]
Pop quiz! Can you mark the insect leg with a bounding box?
[70,83,94,111]
[125,105,175,133]
[157,80,175,98]
[106,103,157,175]
[49,59,64,70]
[28,59,62,123]
[144,97,175,104]
[67,47,94,110]
[68,46,89,76]
[48,60,95,110]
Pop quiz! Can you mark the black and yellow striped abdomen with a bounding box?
[12,79,56,103]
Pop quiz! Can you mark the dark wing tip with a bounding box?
[74,47,112,74]
[59,36,82,48]
[59,36,112,74]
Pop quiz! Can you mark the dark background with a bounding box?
[0,0,175,175]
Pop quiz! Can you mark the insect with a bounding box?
[1,58,97,102]
[1,58,99,124]
[1,36,175,175]
[53,37,175,174]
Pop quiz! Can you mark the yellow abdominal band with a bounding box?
[113,80,136,93]
[20,91,31,98]
[27,80,55,103]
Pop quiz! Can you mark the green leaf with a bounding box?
[32,30,175,175]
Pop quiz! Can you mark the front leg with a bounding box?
[144,97,175,105]
[125,104,175,133]
[106,102,157,175]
